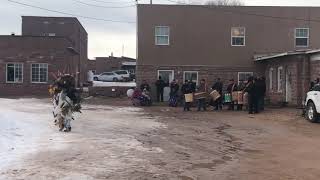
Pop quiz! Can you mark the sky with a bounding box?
[2,0,320,59]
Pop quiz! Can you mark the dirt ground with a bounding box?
[1,97,320,180]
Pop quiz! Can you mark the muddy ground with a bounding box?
[1,97,320,180]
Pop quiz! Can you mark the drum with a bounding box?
[232,92,238,102]
[224,93,232,103]
[127,89,134,98]
[185,93,194,103]
[194,92,207,100]
[210,90,221,101]
[237,91,244,104]
[243,92,249,105]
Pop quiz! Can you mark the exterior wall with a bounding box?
[137,5,320,96]
[310,54,320,81]
[261,55,310,106]
[137,64,261,98]
[94,56,136,74]
[0,36,77,96]
[21,16,88,86]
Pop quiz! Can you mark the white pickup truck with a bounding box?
[305,84,320,122]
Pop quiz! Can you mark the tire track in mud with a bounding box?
[135,109,248,179]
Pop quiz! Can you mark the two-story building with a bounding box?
[137,4,320,105]
[0,16,87,96]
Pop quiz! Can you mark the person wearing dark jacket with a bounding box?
[181,80,193,111]
[244,77,259,114]
[196,79,207,111]
[169,79,179,107]
[140,80,151,92]
[155,76,166,102]
[226,79,237,110]
[212,78,223,110]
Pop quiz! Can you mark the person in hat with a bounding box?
[181,80,193,111]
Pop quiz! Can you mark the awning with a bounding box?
[254,49,320,62]
[122,61,136,66]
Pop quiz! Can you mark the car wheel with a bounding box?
[306,102,318,123]
[113,78,118,82]
[93,77,98,81]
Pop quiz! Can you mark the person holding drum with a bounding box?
[196,79,208,111]
[181,80,193,111]
[226,79,237,110]
[212,78,223,110]
[237,80,246,110]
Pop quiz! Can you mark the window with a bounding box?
[114,70,128,75]
[6,63,23,83]
[238,72,253,84]
[48,33,56,37]
[184,71,198,85]
[313,85,320,91]
[31,63,48,83]
[295,28,309,47]
[277,66,283,92]
[269,68,274,90]
[231,27,245,46]
[43,21,50,24]
[59,22,65,25]
[155,26,169,45]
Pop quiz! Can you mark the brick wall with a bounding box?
[263,55,308,106]
[136,64,258,98]
[0,36,77,96]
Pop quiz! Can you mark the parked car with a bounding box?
[305,84,320,122]
[113,70,131,81]
[93,72,123,82]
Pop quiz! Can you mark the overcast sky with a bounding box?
[2,0,320,59]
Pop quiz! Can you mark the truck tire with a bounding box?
[306,102,318,123]
[113,78,118,82]
[93,77,98,81]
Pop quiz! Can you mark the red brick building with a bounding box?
[88,56,136,74]
[137,5,320,105]
[0,36,79,96]
[0,16,87,96]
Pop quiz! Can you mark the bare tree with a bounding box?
[205,0,244,6]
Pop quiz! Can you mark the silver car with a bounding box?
[93,72,123,82]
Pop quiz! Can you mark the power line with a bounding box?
[72,0,136,8]
[87,0,136,4]
[160,0,320,23]
[7,0,136,24]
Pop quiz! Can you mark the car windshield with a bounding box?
[312,85,320,91]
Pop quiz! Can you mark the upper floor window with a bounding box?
[295,28,309,47]
[43,21,50,24]
[155,26,169,46]
[31,63,48,83]
[231,27,245,46]
[6,63,23,83]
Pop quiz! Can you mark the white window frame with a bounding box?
[237,72,253,84]
[183,71,199,85]
[269,68,274,90]
[31,63,48,84]
[231,27,246,47]
[295,28,309,47]
[157,70,174,84]
[6,63,23,83]
[155,26,170,46]
[277,66,283,92]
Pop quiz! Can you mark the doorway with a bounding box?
[285,68,292,103]
[158,70,174,101]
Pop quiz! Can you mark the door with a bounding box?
[158,70,174,101]
[285,69,292,103]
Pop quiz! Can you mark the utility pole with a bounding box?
[122,44,124,57]
[150,0,152,4]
